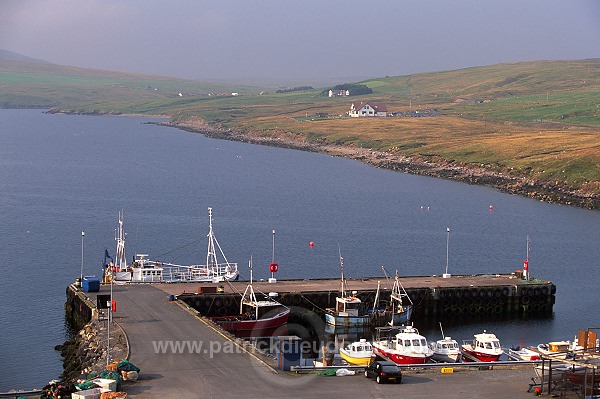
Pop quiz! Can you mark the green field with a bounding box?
[1,58,599,194]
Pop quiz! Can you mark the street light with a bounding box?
[443,227,451,278]
[80,230,85,281]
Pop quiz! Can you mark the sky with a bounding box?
[1,0,599,85]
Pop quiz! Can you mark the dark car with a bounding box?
[364,360,402,384]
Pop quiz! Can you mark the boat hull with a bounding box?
[431,352,461,363]
[325,312,370,328]
[391,306,413,326]
[461,348,502,362]
[339,349,373,366]
[372,344,431,365]
[212,310,290,338]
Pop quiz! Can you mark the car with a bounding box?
[364,360,402,384]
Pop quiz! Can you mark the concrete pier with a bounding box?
[65,283,542,398]
[168,274,555,320]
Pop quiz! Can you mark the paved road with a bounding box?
[110,284,539,398]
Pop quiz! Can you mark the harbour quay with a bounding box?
[170,273,555,320]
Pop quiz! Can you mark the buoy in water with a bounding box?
[489,205,493,211]
[309,241,315,247]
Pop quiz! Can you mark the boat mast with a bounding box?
[339,248,345,298]
[205,207,233,277]
[115,210,126,272]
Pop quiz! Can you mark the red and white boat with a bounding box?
[461,331,503,362]
[372,324,433,365]
[211,259,289,338]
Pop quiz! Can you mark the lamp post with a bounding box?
[80,230,85,281]
[443,227,451,278]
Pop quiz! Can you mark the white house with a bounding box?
[328,89,350,97]
[348,102,388,117]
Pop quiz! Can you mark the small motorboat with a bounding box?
[372,324,434,365]
[428,323,461,363]
[536,341,572,360]
[429,336,461,363]
[461,331,503,362]
[340,339,374,366]
[508,346,540,361]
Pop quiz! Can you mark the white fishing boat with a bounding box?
[103,210,138,282]
[160,207,239,282]
[324,254,370,328]
[372,324,434,365]
[106,208,239,283]
[462,331,503,362]
[428,323,460,363]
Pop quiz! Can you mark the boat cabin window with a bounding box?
[485,342,492,349]
[442,344,448,349]
[492,341,500,349]
[412,339,421,346]
[404,340,411,346]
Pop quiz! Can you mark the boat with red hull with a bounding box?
[372,325,433,365]
[461,331,503,362]
[211,259,289,338]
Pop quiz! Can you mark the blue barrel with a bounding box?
[167,294,175,301]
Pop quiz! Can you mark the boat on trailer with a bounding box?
[428,323,460,363]
[372,324,434,365]
[508,346,540,361]
[461,331,503,362]
[339,339,374,366]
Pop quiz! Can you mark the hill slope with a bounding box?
[1,57,598,207]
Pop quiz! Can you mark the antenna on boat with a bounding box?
[439,322,445,339]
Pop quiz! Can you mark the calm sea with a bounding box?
[0,109,598,389]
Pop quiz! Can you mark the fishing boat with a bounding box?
[536,341,573,360]
[387,270,413,326]
[461,331,503,362]
[211,259,289,338]
[106,208,239,283]
[372,324,434,365]
[339,339,374,366]
[102,211,164,283]
[159,207,239,282]
[508,346,540,361]
[324,255,370,328]
[427,322,461,363]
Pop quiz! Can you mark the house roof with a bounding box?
[351,102,387,112]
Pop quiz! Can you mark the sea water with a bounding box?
[0,109,598,389]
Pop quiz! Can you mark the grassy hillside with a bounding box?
[1,57,598,196]
[0,59,265,109]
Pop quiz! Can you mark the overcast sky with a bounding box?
[1,0,599,84]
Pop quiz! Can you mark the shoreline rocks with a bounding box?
[164,121,600,211]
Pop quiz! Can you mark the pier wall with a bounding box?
[178,278,556,321]
[65,285,96,329]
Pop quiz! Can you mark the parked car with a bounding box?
[364,360,402,384]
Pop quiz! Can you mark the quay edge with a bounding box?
[173,273,556,321]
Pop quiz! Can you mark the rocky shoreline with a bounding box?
[56,315,128,382]
[164,121,600,210]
